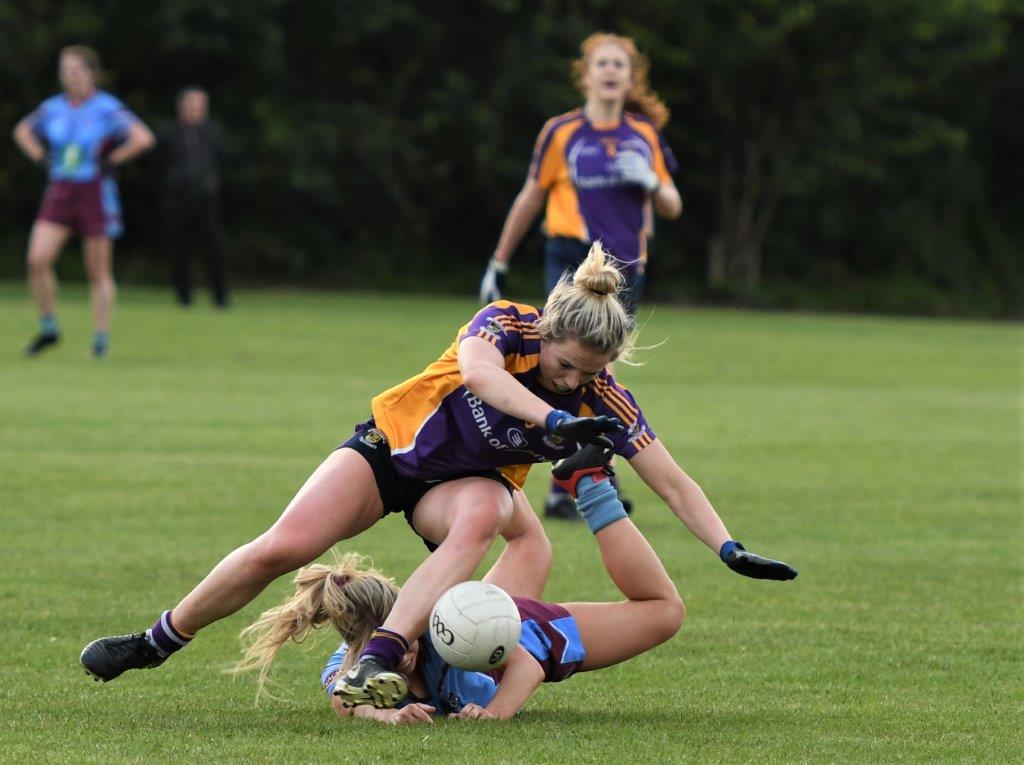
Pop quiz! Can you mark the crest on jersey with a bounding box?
[506,428,527,448]
[484,317,505,337]
[542,434,566,450]
[358,428,387,449]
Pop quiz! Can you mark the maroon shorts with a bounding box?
[510,597,586,682]
[37,178,123,239]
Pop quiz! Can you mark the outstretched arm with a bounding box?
[629,441,797,580]
[451,646,545,721]
[331,696,436,725]
[629,441,730,553]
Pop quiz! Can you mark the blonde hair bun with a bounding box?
[536,241,636,363]
[573,242,624,296]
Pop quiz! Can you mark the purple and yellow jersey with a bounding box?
[529,109,678,266]
[370,301,656,487]
[26,91,138,183]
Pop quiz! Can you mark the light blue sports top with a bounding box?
[27,91,138,182]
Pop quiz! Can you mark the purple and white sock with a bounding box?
[146,610,193,657]
[360,627,409,669]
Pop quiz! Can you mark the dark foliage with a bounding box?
[0,0,1018,315]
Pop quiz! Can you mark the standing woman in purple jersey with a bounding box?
[81,243,794,713]
[12,45,155,358]
[478,32,683,518]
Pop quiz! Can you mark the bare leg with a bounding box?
[83,236,116,333]
[563,517,685,671]
[483,489,552,599]
[172,448,384,635]
[26,221,70,318]
[381,477,514,639]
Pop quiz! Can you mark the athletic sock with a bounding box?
[146,610,194,658]
[359,627,409,669]
[576,474,628,534]
[40,315,58,337]
[92,330,109,356]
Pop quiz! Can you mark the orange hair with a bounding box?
[571,33,670,130]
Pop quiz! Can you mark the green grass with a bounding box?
[1,283,1021,763]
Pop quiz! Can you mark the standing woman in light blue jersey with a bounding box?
[13,45,155,358]
[479,32,683,518]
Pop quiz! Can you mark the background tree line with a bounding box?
[0,0,1019,316]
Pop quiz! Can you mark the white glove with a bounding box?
[478,258,508,304]
[613,150,660,192]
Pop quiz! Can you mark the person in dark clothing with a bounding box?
[158,86,229,307]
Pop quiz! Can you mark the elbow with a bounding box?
[460,366,487,396]
[662,200,683,221]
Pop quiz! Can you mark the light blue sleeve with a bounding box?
[321,643,348,696]
[100,92,138,140]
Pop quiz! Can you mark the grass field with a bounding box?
[1,283,1021,763]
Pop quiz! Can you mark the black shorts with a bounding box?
[338,419,513,552]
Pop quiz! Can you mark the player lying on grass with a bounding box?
[235,445,690,722]
[82,242,795,709]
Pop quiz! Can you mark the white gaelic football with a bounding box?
[429,581,521,671]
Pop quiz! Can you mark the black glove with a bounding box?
[545,409,623,446]
[720,541,798,581]
[550,439,615,497]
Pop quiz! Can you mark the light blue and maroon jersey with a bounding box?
[530,109,678,267]
[321,599,585,714]
[322,639,498,714]
[370,301,657,488]
[26,91,139,183]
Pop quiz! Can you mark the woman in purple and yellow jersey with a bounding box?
[81,244,794,710]
[13,46,155,358]
[479,32,682,518]
[479,32,681,313]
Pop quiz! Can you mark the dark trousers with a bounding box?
[542,237,645,316]
[162,192,229,306]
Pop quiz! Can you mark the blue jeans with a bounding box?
[543,237,644,316]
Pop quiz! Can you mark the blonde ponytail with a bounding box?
[536,242,637,363]
[230,552,398,697]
